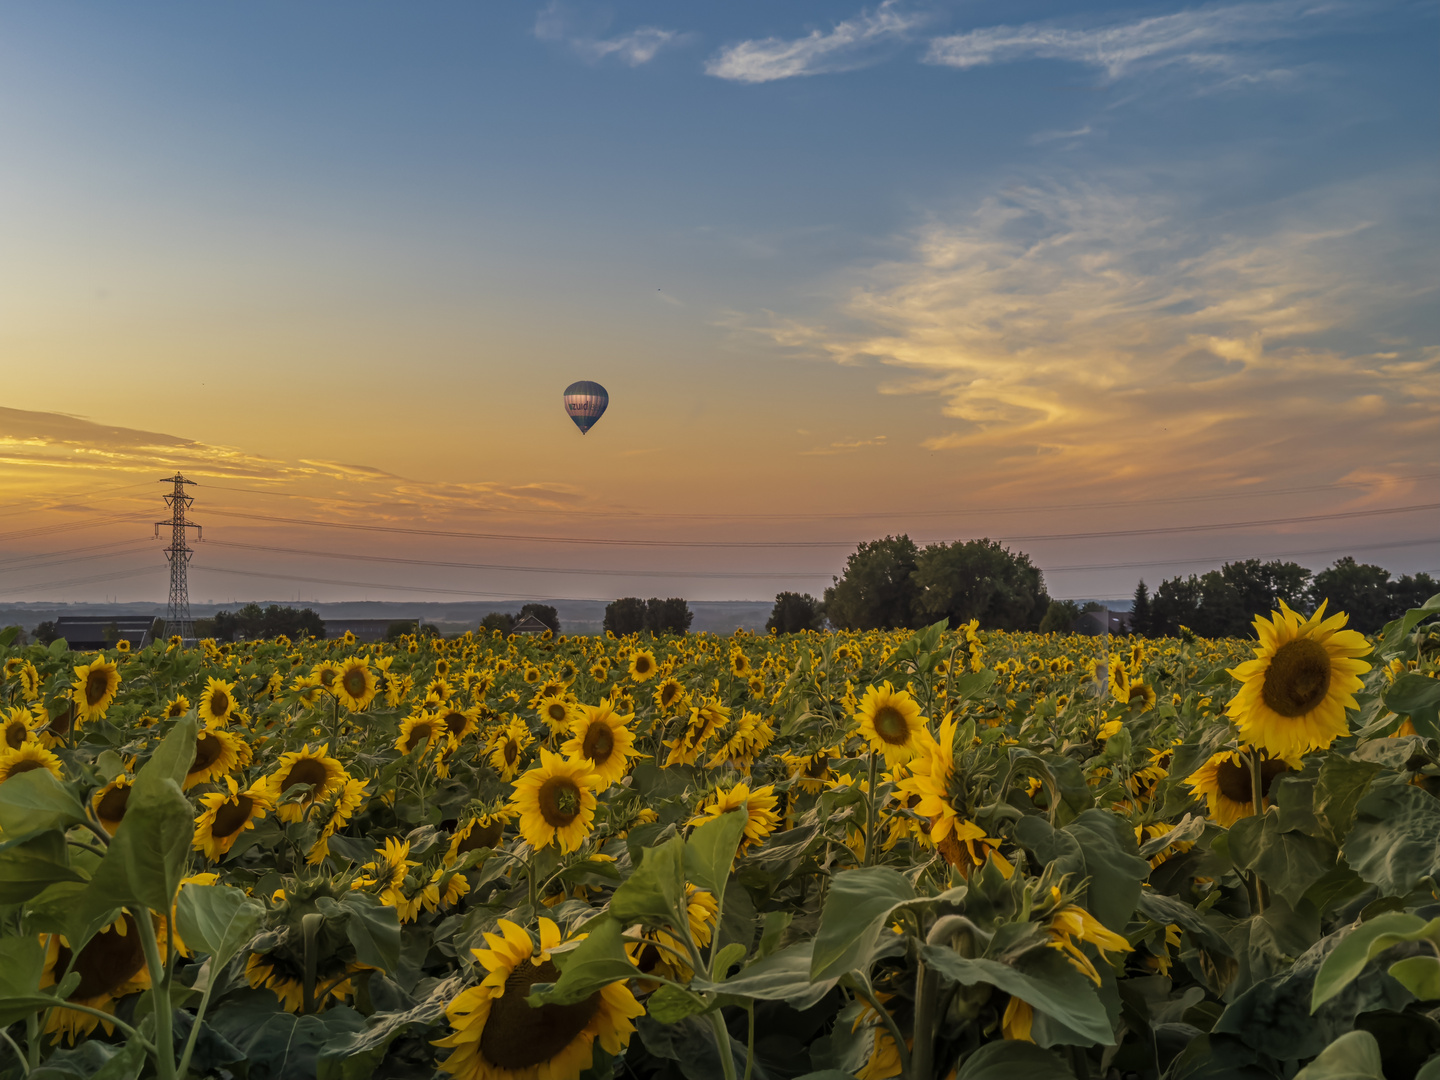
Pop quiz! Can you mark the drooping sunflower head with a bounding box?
[0,741,65,784]
[1226,600,1372,759]
[1127,680,1157,711]
[71,658,120,723]
[193,776,273,860]
[1185,749,1294,827]
[91,775,133,835]
[854,682,928,766]
[689,781,781,852]
[41,912,160,1043]
[447,809,514,860]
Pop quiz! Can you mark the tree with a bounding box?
[518,603,561,634]
[644,598,693,635]
[912,538,1050,630]
[1131,581,1152,637]
[604,597,648,636]
[1390,573,1439,620]
[767,592,825,634]
[481,612,516,635]
[1150,575,1203,637]
[386,620,418,640]
[33,620,59,646]
[824,535,922,631]
[212,603,324,642]
[1311,557,1392,633]
[1039,600,1081,635]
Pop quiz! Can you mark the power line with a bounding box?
[1042,535,1440,573]
[198,502,1439,548]
[0,515,150,544]
[2,564,167,594]
[197,470,1440,520]
[0,538,153,572]
[192,564,612,604]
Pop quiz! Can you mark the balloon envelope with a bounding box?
[563,380,609,434]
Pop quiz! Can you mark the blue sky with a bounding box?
[1,0,1435,604]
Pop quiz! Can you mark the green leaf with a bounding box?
[1418,1053,1440,1080]
[0,935,45,999]
[954,1041,1075,1080]
[316,976,462,1080]
[954,669,998,700]
[683,807,748,902]
[1138,814,1204,860]
[1228,812,1337,908]
[210,990,367,1080]
[694,941,839,1011]
[1313,754,1384,842]
[26,880,116,955]
[610,834,687,931]
[0,830,86,903]
[338,891,401,974]
[1385,674,1440,739]
[175,883,264,970]
[919,944,1115,1047]
[0,768,89,835]
[1342,784,1440,898]
[530,916,640,1007]
[1310,912,1428,1010]
[1387,955,1440,1000]
[810,867,914,981]
[647,984,712,1024]
[711,942,747,980]
[1292,1030,1384,1080]
[1063,809,1151,931]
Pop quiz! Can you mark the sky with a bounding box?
[1,0,1436,609]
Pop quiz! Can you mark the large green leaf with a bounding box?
[919,944,1115,1047]
[1342,784,1440,898]
[1385,675,1440,739]
[316,976,461,1080]
[1292,1030,1384,1080]
[1228,812,1337,908]
[1388,955,1440,1000]
[1063,809,1151,931]
[610,834,688,932]
[175,882,264,970]
[1310,911,1430,1010]
[0,768,89,836]
[954,1041,1074,1080]
[0,830,86,903]
[810,867,914,981]
[1313,755,1384,842]
[683,808,748,903]
[0,935,56,1027]
[694,941,839,1010]
[338,891,401,974]
[210,990,367,1080]
[529,915,640,1007]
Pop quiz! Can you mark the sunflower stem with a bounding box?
[743,1002,756,1080]
[1,1025,30,1076]
[134,908,177,1080]
[849,973,912,1080]
[707,1009,739,1080]
[1249,748,1268,914]
[864,750,880,868]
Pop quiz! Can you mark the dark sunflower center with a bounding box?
[1129,685,1147,702]
[1215,757,1290,803]
[4,722,26,750]
[1261,639,1332,718]
[85,670,110,707]
[342,670,367,698]
[457,819,504,853]
[319,669,337,687]
[6,758,44,777]
[283,758,330,792]
[211,795,255,838]
[190,733,226,775]
[661,685,678,705]
[168,701,186,718]
[547,704,568,722]
[403,723,435,752]
[538,777,581,827]
[60,914,146,999]
[96,784,130,823]
[635,657,652,673]
[804,755,831,779]
[443,711,468,735]
[504,739,519,765]
[873,706,910,744]
[209,690,230,715]
[478,958,599,1069]
[581,724,614,765]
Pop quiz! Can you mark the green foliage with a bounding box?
[766,591,826,633]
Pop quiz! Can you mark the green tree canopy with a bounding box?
[823,535,921,631]
[766,592,826,634]
[912,538,1050,631]
[644,597,693,635]
[212,603,324,642]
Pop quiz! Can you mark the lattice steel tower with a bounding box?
[156,474,201,643]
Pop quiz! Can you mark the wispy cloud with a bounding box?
[535,4,685,67]
[801,435,888,456]
[925,0,1344,82]
[735,172,1439,493]
[706,1,926,84]
[1029,125,1093,145]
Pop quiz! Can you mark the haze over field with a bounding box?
[2,1,1436,606]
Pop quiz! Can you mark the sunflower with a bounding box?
[435,917,643,1080]
[487,716,533,781]
[1002,996,1034,1042]
[163,694,191,719]
[312,660,343,693]
[1185,748,1295,827]
[17,660,41,701]
[194,776,273,859]
[1046,900,1133,984]
[360,836,420,915]
[628,650,658,683]
[41,913,165,1043]
[197,677,238,726]
[854,682,928,766]
[537,695,580,737]
[663,700,728,767]
[560,699,637,787]
[780,748,835,793]
[245,952,355,1014]
[437,702,480,745]
[183,727,243,790]
[653,678,685,712]
[70,658,120,724]
[1126,680,1157,711]
[335,656,379,711]
[1226,600,1372,759]
[306,777,369,865]
[1108,663,1131,705]
[627,885,718,984]
[397,712,443,755]
[262,745,349,822]
[0,740,65,783]
[91,775,133,835]
[446,810,515,861]
[688,782,780,852]
[509,750,602,854]
[2,705,38,750]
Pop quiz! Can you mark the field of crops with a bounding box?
[1,597,1438,1080]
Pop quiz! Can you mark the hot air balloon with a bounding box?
[563,380,609,434]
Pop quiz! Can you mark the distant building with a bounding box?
[54,615,157,651]
[324,618,415,643]
[509,614,552,635]
[1072,609,1131,637]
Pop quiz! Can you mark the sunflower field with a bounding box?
[1,594,1439,1080]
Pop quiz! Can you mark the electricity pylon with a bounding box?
[155,474,201,644]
